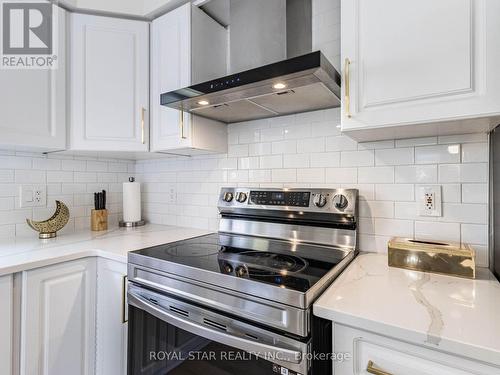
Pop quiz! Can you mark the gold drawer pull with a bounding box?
[141,107,146,144]
[122,275,128,323]
[367,360,392,375]
[344,57,352,118]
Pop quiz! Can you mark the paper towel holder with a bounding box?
[119,177,146,227]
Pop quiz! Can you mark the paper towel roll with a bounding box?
[123,180,141,223]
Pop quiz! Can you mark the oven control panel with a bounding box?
[218,187,358,216]
[249,191,310,207]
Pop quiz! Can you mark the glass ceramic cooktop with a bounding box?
[131,233,350,293]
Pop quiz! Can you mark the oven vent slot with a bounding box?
[203,318,227,332]
[245,333,259,341]
[169,305,189,318]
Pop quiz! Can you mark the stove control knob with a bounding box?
[223,192,234,202]
[236,192,247,203]
[235,266,247,277]
[333,194,348,210]
[222,263,233,274]
[313,194,327,208]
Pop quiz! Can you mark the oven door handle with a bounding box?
[128,291,302,364]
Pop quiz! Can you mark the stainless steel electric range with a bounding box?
[127,187,358,375]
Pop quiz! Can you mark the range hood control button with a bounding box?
[333,194,348,210]
[313,194,327,208]
[223,192,234,202]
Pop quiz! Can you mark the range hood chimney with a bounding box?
[161,0,341,124]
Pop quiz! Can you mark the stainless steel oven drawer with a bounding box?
[128,263,310,337]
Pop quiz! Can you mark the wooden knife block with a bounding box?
[91,209,108,231]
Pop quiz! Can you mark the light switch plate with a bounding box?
[19,185,47,208]
[418,185,442,217]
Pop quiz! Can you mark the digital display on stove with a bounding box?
[249,191,310,207]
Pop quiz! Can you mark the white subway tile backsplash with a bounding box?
[395,165,437,183]
[375,148,414,166]
[395,137,437,148]
[272,169,296,182]
[341,150,374,167]
[415,145,461,164]
[260,155,283,169]
[310,152,340,168]
[441,184,461,203]
[326,135,358,151]
[440,203,487,224]
[358,167,394,183]
[415,221,460,242]
[248,142,272,156]
[462,184,488,204]
[359,200,394,219]
[284,154,310,168]
[15,170,45,184]
[461,224,488,245]
[297,137,326,154]
[375,218,413,237]
[462,143,489,163]
[358,140,394,150]
[438,133,488,144]
[297,168,325,183]
[272,140,297,155]
[325,167,357,183]
[375,184,414,202]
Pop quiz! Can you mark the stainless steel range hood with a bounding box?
[160,0,341,124]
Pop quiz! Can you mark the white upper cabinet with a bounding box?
[150,3,228,155]
[341,0,500,141]
[0,5,66,152]
[70,14,149,152]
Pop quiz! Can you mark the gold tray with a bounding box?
[388,238,475,279]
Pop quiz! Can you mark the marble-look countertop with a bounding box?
[313,253,500,366]
[0,224,211,276]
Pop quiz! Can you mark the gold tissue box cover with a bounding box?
[388,238,475,279]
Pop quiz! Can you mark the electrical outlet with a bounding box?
[418,185,442,217]
[19,185,47,208]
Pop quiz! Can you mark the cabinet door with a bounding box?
[150,3,192,152]
[70,14,149,152]
[95,258,127,375]
[0,5,66,152]
[0,275,13,375]
[341,0,500,134]
[20,258,96,375]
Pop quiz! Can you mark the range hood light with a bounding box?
[197,100,210,106]
[273,82,287,90]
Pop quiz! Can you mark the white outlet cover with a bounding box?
[418,185,442,217]
[19,185,47,208]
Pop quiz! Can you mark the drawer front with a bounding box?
[333,325,499,375]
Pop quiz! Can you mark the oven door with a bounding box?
[128,284,310,375]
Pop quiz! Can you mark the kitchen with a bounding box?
[0,0,499,374]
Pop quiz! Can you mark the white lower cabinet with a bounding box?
[20,258,97,375]
[95,258,128,375]
[0,274,13,375]
[17,257,129,375]
[333,325,499,375]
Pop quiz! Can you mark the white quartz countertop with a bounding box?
[313,253,500,366]
[0,224,211,276]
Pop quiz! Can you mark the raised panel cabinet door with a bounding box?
[150,3,192,152]
[95,258,127,375]
[0,5,66,152]
[20,258,97,375]
[341,0,500,132]
[0,275,13,375]
[70,14,149,152]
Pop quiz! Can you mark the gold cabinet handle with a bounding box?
[367,360,392,375]
[122,275,128,323]
[141,107,146,144]
[344,58,352,118]
[179,109,187,139]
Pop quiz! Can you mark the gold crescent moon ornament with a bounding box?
[26,200,70,239]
